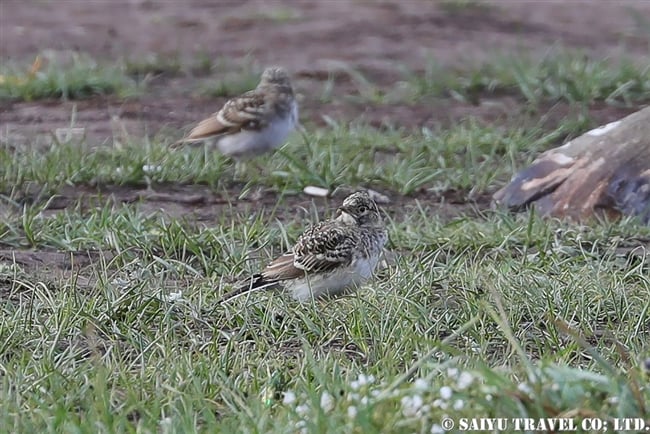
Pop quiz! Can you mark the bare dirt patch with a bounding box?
[2,1,648,137]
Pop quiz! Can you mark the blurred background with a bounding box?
[2,0,649,142]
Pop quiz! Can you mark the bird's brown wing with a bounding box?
[261,222,357,281]
[175,90,269,145]
[261,253,305,280]
[220,222,356,304]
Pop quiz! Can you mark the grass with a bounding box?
[0,53,256,101]
[0,53,139,101]
[1,200,649,432]
[2,49,650,432]
[320,49,650,108]
[196,61,262,98]
[0,110,590,200]
[438,0,493,15]
[247,7,301,23]
[396,49,650,106]
[125,54,183,79]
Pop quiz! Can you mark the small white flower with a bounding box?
[517,383,532,395]
[159,417,173,434]
[439,386,453,400]
[320,391,334,412]
[431,424,445,434]
[457,372,473,390]
[485,394,493,401]
[401,394,424,417]
[166,291,183,302]
[282,391,296,405]
[432,399,448,410]
[551,383,560,391]
[295,404,309,416]
[401,397,414,417]
[414,378,429,391]
[347,406,357,418]
[453,399,464,410]
[360,396,368,405]
[447,367,459,378]
[353,373,375,389]
[347,393,359,402]
[142,164,162,174]
[295,420,307,434]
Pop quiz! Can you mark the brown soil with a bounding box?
[1,0,649,270]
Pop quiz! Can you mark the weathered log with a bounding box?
[493,106,650,223]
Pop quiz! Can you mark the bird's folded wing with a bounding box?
[261,223,357,281]
[184,90,269,141]
[293,223,356,273]
[261,253,304,280]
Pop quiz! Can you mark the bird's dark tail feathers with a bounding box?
[218,274,279,304]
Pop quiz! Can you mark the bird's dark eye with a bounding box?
[358,206,367,213]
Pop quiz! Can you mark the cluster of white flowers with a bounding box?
[142,164,162,174]
[347,372,379,409]
[350,373,375,390]
[457,371,474,390]
[427,369,476,432]
[401,394,428,417]
[282,372,379,430]
[280,388,338,433]
[281,369,479,432]
[433,385,452,410]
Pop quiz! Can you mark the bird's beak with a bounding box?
[337,206,350,216]
[336,207,357,224]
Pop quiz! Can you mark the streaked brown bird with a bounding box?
[221,191,388,303]
[172,66,298,157]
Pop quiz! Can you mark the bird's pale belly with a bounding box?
[217,104,297,156]
[286,255,380,302]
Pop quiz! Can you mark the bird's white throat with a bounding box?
[337,211,357,225]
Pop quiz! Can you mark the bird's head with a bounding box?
[260,66,292,88]
[336,191,382,226]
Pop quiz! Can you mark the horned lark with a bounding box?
[222,191,388,303]
[173,66,298,157]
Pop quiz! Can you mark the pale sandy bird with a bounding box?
[221,191,388,303]
[173,67,298,157]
